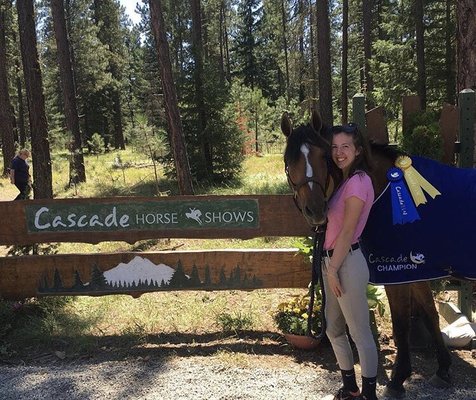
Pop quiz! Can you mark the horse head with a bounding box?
[281,110,334,227]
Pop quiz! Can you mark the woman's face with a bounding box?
[331,132,360,173]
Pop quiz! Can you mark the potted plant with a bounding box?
[273,284,386,350]
[273,289,322,350]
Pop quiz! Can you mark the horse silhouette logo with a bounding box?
[185,207,203,225]
[410,251,425,264]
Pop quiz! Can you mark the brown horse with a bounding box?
[281,110,452,398]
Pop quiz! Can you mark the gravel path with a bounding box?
[1,349,475,400]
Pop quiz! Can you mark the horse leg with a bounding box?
[383,284,412,398]
[411,282,452,388]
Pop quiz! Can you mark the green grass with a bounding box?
[0,149,312,359]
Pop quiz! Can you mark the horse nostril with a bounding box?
[304,206,315,217]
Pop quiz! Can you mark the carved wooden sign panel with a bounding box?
[0,195,310,245]
[26,199,259,232]
[0,250,310,300]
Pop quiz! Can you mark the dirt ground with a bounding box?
[1,323,475,399]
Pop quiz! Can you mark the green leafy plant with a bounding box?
[366,284,386,317]
[216,311,254,333]
[273,290,322,336]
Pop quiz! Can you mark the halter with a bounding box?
[284,141,331,340]
[284,143,332,213]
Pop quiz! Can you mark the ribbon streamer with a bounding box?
[387,167,420,225]
[395,156,441,206]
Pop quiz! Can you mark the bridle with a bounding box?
[284,140,331,341]
[284,144,332,213]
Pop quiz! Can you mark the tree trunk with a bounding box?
[281,0,290,104]
[316,0,333,125]
[50,0,86,184]
[16,0,53,199]
[297,0,305,103]
[218,1,225,82]
[15,58,26,146]
[111,86,125,150]
[414,0,426,109]
[0,5,16,176]
[456,1,476,92]
[308,0,317,101]
[190,0,212,177]
[223,4,231,83]
[362,0,374,108]
[149,0,194,195]
[341,0,349,124]
[444,0,455,104]
[456,1,476,162]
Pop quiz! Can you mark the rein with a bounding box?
[307,223,327,340]
[284,139,332,339]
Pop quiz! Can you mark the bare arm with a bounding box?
[327,196,364,296]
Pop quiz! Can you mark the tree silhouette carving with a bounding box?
[168,260,189,287]
[204,265,211,285]
[189,264,202,286]
[53,268,63,290]
[90,264,107,289]
[72,270,84,289]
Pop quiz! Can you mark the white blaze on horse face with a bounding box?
[300,144,314,190]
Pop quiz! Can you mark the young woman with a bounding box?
[323,124,378,400]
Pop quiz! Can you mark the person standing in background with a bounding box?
[9,149,31,200]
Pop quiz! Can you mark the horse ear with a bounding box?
[281,112,293,137]
[310,108,323,134]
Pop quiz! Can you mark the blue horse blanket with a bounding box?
[361,156,476,284]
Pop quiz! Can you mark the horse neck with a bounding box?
[371,149,395,197]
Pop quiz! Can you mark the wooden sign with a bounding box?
[0,195,312,245]
[0,250,311,300]
[0,195,315,300]
[26,198,259,232]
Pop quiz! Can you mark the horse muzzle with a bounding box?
[302,203,328,227]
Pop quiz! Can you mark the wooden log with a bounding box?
[366,106,389,144]
[0,249,311,300]
[439,103,458,165]
[0,195,312,246]
[402,95,421,135]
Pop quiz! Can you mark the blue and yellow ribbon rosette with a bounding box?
[388,156,441,225]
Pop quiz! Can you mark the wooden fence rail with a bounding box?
[0,195,313,300]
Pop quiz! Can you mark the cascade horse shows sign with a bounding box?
[280,110,475,397]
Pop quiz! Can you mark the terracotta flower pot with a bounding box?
[283,333,321,350]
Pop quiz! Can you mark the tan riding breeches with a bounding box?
[323,248,378,377]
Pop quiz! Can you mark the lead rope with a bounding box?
[306,224,327,340]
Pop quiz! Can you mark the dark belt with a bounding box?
[324,242,360,258]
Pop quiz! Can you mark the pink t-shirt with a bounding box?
[324,172,374,250]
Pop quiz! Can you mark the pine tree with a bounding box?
[90,265,108,288]
[50,0,86,184]
[189,264,201,286]
[16,0,53,199]
[72,270,84,289]
[53,268,63,290]
[0,3,15,175]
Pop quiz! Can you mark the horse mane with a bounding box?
[369,141,407,164]
[284,124,331,164]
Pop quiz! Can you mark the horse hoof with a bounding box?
[383,384,406,399]
[429,374,451,389]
